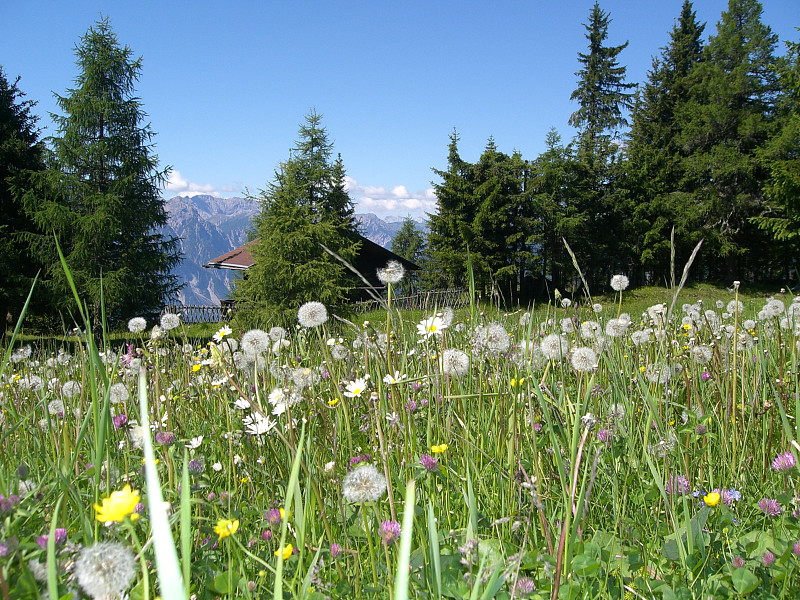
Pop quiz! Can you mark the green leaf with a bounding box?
[732,568,760,595]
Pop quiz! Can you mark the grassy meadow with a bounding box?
[1,277,800,600]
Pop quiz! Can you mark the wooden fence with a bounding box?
[161,289,470,324]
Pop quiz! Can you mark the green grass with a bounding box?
[1,280,799,599]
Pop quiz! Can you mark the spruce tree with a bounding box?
[22,19,180,324]
[626,1,706,283]
[0,68,46,327]
[233,111,360,319]
[390,217,426,293]
[427,130,476,288]
[677,0,782,279]
[567,2,635,288]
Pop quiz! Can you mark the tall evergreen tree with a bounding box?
[234,111,360,318]
[427,130,476,288]
[390,217,427,292]
[752,35,800,249]
[677,0,781,279]
[0,68,45,327]
[22,19,180,323]
[626,1,706,283]
[567,2,635,288]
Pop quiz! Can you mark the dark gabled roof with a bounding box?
[204,234,420,287]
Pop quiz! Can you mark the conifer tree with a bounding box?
[234,111,360,319]
[427,130,476,288]
[22,19,180,323]
[567,2,635,288]
[626,0,706,282]
[677,0,782,279]
[390,217,426,293]
[752,36,800,249]
[0,68,45,327]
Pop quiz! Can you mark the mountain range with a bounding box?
[162,195,427,305]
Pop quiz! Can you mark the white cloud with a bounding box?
[163,170,222,198]
[345,176,437,217]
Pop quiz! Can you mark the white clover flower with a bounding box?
[297,302,328,327]
[212,462,223,472]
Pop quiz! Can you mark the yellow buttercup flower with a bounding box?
[275,544,293,560]
[94,484,140,523]
[703,492,721,507]
[431,444,448,454]
[214,518,239,540]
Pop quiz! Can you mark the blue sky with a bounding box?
[2,1,798,218]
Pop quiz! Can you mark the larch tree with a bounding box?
[233,110,361,320]
[22,18,180,324]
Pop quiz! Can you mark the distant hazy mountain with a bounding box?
[163,195,427,305]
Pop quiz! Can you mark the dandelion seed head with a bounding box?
[691,345,713,365]
[605,318,628,337]
[610,274,629,291]
[108,383,130,404]
[74,541,136,599]
[342,464,387,503]
[269,326,288,342]
[441,348,469,378]
[570,347,597,372]
[127,317,147,334]
[377,260,405,285]
[298,302,328,328]
[241,329,271,356]
[540,334,568,360]
[485,322,510,353]
[160,313,181,331]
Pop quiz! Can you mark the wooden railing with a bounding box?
[161,289,471,324]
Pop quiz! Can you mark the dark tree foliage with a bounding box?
[566,2,636,289]
[427,130,477,289]
[21,19,180,324]
[753,35,800,249]
[390,217,427,293]
[675,0,783,280]
[0,68,46,327]
[233,111,361,320]
[626,1,707,284]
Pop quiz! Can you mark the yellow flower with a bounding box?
[214,518,239,539]
[431,444,448,454]
[191,364,202,372]
[703,492,721,507]
[94,484,140,523]
[328,398,340,407]
[275,544,293,560]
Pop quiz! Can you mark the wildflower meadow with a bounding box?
[1,265,800,599]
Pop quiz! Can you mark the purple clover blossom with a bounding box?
[758,498,782,517]
[701,371,711,382]
[36,528,67,549]
[721,488,741,505]
[732,556,746,568]
[155,431,175,445]
[771,451,797,472]
[419,454,439,473]
[112,413,128,429]
[513,576,536,596]
[666,475,691,496]
[596,428,612,443]
[349,454,372,468]
[266,508,282,526]
[405,399,418,412]
[762,550,775,567]
[793,541,800,556]
[330,543,343,558]
[379,520,401,545]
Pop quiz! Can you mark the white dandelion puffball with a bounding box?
[241,329,271,357]
[342,464,387,503]
[74,541,136,599]
[377,260,405,285]
[127,317,147,333]
[109,383,130,404]
[441,348,470,378]
[610,274,629,291]
[570,347,598,372]
[298,301,328,327]
[160,312,181,331]
[540,334,568,360]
